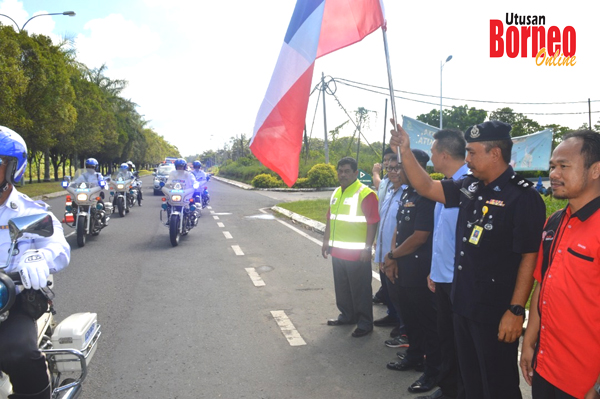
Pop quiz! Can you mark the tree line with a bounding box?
[0,24,181,183]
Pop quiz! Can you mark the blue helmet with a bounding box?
[193,160,202,169]
[85,158,99,170]
[120,163,129,170]
[0,126,27,184]
[174,158,187,169]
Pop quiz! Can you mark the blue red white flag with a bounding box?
[250,0,385,187]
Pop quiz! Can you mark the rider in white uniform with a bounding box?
[167,158,197,187]
[0,126,70,399]
[73,158,105,186]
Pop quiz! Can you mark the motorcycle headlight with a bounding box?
[0,274,16,313]
[77,193,88,201]
[171,195,182,202]
[117,184,124,190]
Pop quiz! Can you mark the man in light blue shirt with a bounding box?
[422,129,468,399]
[373,154,407,342]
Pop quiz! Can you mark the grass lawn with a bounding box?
[277,199,329,224]
[18,181,64,198]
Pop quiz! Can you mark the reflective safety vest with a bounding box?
[329,179,376,250]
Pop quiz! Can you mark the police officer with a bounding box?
[390,120,546,399]
[73,158,105,186]
[384,150,441,394]
[0,126,70,399]
[168,158,197,188]
[190,161,208,207]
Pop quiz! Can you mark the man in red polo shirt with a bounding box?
[520,130,600,399]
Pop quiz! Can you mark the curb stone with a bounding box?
[271,205,326,235]
[212,175,336,192]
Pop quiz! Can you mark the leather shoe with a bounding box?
[374,315,399,327]
[386,358,425,372]
[327,319,350,326]
[408,373,437,393]
[372,294,383,304]
[416,388,451,399]
[351,328,372,338]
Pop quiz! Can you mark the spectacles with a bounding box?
[387,165,403,172]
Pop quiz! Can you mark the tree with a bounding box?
[417,105,487,131]
[489,107,542,137]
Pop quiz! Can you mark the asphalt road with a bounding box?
[39,176,533,399]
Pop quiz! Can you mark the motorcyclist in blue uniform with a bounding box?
[190,161,209,208]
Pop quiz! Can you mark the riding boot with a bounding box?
[9,383,51,399]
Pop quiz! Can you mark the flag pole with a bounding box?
[381,27,400,161]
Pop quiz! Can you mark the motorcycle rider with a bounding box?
[126,161,143,203]
[190,161,208,207]
[0,126,70,399]
[168,158,197,187]
[73,158,105,186]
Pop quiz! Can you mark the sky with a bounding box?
[1,0,598,159]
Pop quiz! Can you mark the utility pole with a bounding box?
[321,73,329,164]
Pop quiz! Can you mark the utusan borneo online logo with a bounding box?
[490,13,576,66]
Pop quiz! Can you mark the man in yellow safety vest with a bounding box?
[322,157,380,338]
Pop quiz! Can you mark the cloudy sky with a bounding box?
[1,0,598,158]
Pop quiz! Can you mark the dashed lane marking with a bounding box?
[223,231,233,239]
[213,216,219,220]
[217,222,225,228]
[245,267,265,287]
[232,245,244,256]
[207,206,212,210]
[210,211,214,214]
[65,232,75,238]
[270,310,306,346]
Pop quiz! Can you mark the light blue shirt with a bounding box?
[377,176,390,211]
[430,164,469,283]
[375,183,405,263]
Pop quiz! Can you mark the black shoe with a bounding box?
[327,319,351,326]
[390,326,407,338]
[384,336,409,348]
[416,388,450,399]
[374,315,399,327]
[386,358,425,372]
[372,294,384,304]
[351,328,372,338]
[408,373,437,393]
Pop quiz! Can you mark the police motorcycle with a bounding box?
[127,162,142,206]
[0,213,101,399]
[61,169,110,248]
[160,179,200,247]
[107,164,136,217]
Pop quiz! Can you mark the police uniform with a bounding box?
[0,187,70,398]
[73,169,104,186]
[440,121,546,399]
[387,183,441,379]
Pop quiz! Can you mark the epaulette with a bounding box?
[510,173,534,189]
[18,192,50,210]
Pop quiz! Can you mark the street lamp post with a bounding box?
[0,11,75,32]
[440,55,452,129]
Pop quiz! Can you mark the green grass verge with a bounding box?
[19,181,64,198]
[277,199,329,224]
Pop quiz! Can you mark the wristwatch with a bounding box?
[387,251,395,260]
[509,304,525,316]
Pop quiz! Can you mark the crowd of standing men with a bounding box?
[322,120,600,399]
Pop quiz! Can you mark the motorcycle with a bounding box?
[131,171,142,206]
[160,180,200,247]
[201,186,210,208]
[61,170,111,248]
[0,213,101,399]
[108,172,135,217]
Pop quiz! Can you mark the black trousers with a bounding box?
[532,372,576,399]
[0,307,50,398]
[386,279,441,377]
[435,283,464,399]
[453,313,522,399]
[376,270,406,335]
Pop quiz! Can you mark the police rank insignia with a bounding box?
[468,182,478,193]
[486,199,505,207]
[470,125,480,139]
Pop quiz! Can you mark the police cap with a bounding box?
[465,120,512,143]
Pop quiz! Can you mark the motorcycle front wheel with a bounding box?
[169,215,180,247]
[76,215,86,247]
[117,197,125,217]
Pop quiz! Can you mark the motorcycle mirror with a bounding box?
[8,213,54,242]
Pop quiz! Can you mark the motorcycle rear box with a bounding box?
[51,312,100,372]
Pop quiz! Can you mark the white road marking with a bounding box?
[258,208,269,214]
[231,245,244,256]
[210,210,215,214]
[213,216,219,220]
[65,232,75,238]
[207,206,212,210]
[223,231,233,239]
[270,310,306,347]
[245,268,266,287]
[217,222,225,228]
[274,215,381,282]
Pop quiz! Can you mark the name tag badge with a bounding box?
[468,225,484,246]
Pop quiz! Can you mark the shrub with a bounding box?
[307,163,337,188]
[292,177,310,188]
[429,172,444,181]
[252,173,283,188]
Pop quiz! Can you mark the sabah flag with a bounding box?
[250,0,385,187]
